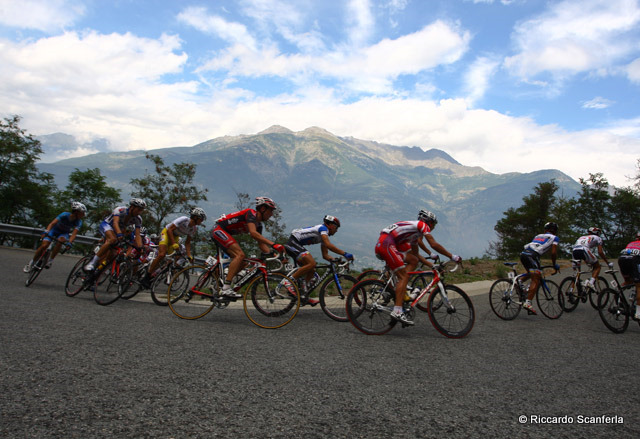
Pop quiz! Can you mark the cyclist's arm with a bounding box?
[166,223,178,248]
[550,244,558,268]
[417,238,433,257]
[424,234,453,259]
[247,222,273,254]
[133,227,142,248]
[320,235,346,260]
[44,217,58,235]
[68,227,80,244]
[597,244,610,265]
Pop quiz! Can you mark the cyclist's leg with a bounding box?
[49,234,68,260]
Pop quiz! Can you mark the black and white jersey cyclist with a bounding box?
[284,215,354,306]
[571,227,613,288]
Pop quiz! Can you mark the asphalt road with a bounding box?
[1,247,638,439]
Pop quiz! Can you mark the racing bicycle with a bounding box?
[597,268,640,334]
[25,237,71,287]
[558,259,607,312]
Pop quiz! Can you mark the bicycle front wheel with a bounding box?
[589,276,608,310]
[244,272,300,329]
[410,272,435,312]
[559,277,579,312]
[168,265,217,320]
[355,269,383,282]
[536,279,563,319]
[427,285,475,338]
[319,273,357,322]
[94,264,127,306]
[25,253,47,287]
[597,288,629,334]
[65,256,92,297]
[346,279,396,335]
[150,265,182,306]
[119,262,144,300]
[488,279,522,320]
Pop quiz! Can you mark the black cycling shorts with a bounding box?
[618,255,640,283]
[520,250,541,273]
[284,237,310,262]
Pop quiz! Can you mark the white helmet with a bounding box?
[190,207,206,220]
[418,209,438,225]
[71,201,87,213]
[129,198,147,209]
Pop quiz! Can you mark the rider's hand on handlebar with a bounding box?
[451,254,462,263]
[343,252,354,261]
[427,254,439,260]
[272,243,285,254]
[608,262,614,269]
[116,233,125,242]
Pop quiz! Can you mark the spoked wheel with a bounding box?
[94,263,128,306]
[244,273,300,329]
[119,262,145,300]
[536,280,563,319]
[319,274,357,322]
[355,269,383,282]
[589,276,608,310]
[65,256,93,297]
[427,285,475,338]
[25,252,48,287]
[168,265,217,320]
[150,265,181,306]
[409,272,435,312]
[597,288,629,334]
[346,279,396,335]
[488,279,522,320]
[559,277,580,312]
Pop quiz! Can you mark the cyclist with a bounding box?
[23,202,87,272]
[519,222,560,315]
[210,197,284,299]
[571,227,613,288]
[618,232,640,320]
[84,198,146,271]
[127,226,153,264]
[143,207,206,286]
[284,215,354,306]
[374,210,461,325]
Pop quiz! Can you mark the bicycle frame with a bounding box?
[285,258,351,297]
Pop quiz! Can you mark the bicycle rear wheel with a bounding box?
[65,256,92,297]
[409,272,435,312]
[25,251,48,287]
[597,288,629,334]
[94,263,128,306]
[319,273,357,322]
[150,265,180,306]
[355,269,383,282]
[244,272,300,329]
[168,265,217,320]
[119,262,145,300]
[346,279,396,335]
[536,279,563,319]
[427,285,475,338]
[488,279,522,320]
[559,277,580,312]
[588,276,608,310]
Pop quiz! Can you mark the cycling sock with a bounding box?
[90,255,99,265]
[393,306,403,314]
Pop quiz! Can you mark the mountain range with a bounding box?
[38,125,581,267]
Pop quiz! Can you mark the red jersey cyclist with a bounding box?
[23,201,87,272]
[284,215,354,306]
[618,233,640,320]
[374,210,461,325]
[210,197,284,299]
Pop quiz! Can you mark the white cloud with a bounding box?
[582,97,614,109]
[627,57,640,83]
[0,0,84,32]
[505,0,640,82]
[346,0,375,47]
[463,56,500,105]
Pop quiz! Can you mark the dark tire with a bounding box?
[409,272,435,312]
[427,285,475,338]
[150,265,178,306]
[536,279,563,319]
[25,251,48,287]
[119,262,145,300]
[244,272,300,329]
[168,265,217,320]
[597,288,629,334]
[589,276,608,310]
[488,279,522,320]
[559,276,580,312]
[93,262,127,306]
[346,279,396,335]
[65,256,93,297]
[319,273,357,322]
[356,269,383,282]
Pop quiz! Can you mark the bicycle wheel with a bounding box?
[25,251,48,287]
[536,279,563,319]
[588,276,608,310]
[427,285,475,338]
[346,279,396,335]
[244,272,300,329]
[65,256,92,297]
[168,265,217,320]
[356,269,383,282]
[120,262,145,300]
[559,277,580,312]
[150,266,178,306]
[319,273,357,322]
[94,263,128,306]
[488,279,522,320]
[597,288,629,334]
[409,272,435,312]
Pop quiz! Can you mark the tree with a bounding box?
[56,168,121,234]
[0,115,58,244]
[489,181,559,259]
[130,153,208,233]
[608,186,640,251]
[572,173,612,239]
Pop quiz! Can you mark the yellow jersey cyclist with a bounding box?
[142,207,206,286]
[84,198,146,271]
[23,202,87,272]
[284,215,354,306]
[210,197,284,299]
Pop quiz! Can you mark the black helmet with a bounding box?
[544,222,558,233]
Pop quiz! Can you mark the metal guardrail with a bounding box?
[0,223,100,245]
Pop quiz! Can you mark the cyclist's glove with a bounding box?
[116,233,124,241]
[553,263,560,271]
[64,242,73,248]
[343,252,354,261]
[451,254,462,263]
[272,243,285,253]
[427,254,439,260]
[608,262,614,268]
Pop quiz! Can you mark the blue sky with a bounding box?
[1,0,639,186]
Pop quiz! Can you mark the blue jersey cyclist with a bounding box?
[519,222,560,315]
[84,198,146,271]
[284,215,354,306]
[23,202,87,272]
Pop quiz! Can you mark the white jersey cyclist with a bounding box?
[523,232,559,255]
[572,234,604,265]
[100,206,143,234]
[165,216,198,238]
[290,224,330,245]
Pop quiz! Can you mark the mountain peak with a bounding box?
[258,125,294,135]
[299,126,334,137]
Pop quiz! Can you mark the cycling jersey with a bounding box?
[523,233,559,256]
[166,216,197,237]
[620,240,640,257]
[572,235,603,251]
[43,212,82,241]
[290,224,329,245]
[215,209,263,235]
[380,220,431,245]
[375,221,431,271]
[103,206,143,229]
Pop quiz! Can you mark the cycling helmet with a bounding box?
[190,207,207,221]
[255,196,276,209]
[418,209,438,225]
[588,227,601,236]
[323,215,341,227]
[130,198,147,209]
[139,226,147,236]
[544,222,558,233]
[71,201,87,213]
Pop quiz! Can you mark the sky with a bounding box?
[1,0,639,187]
